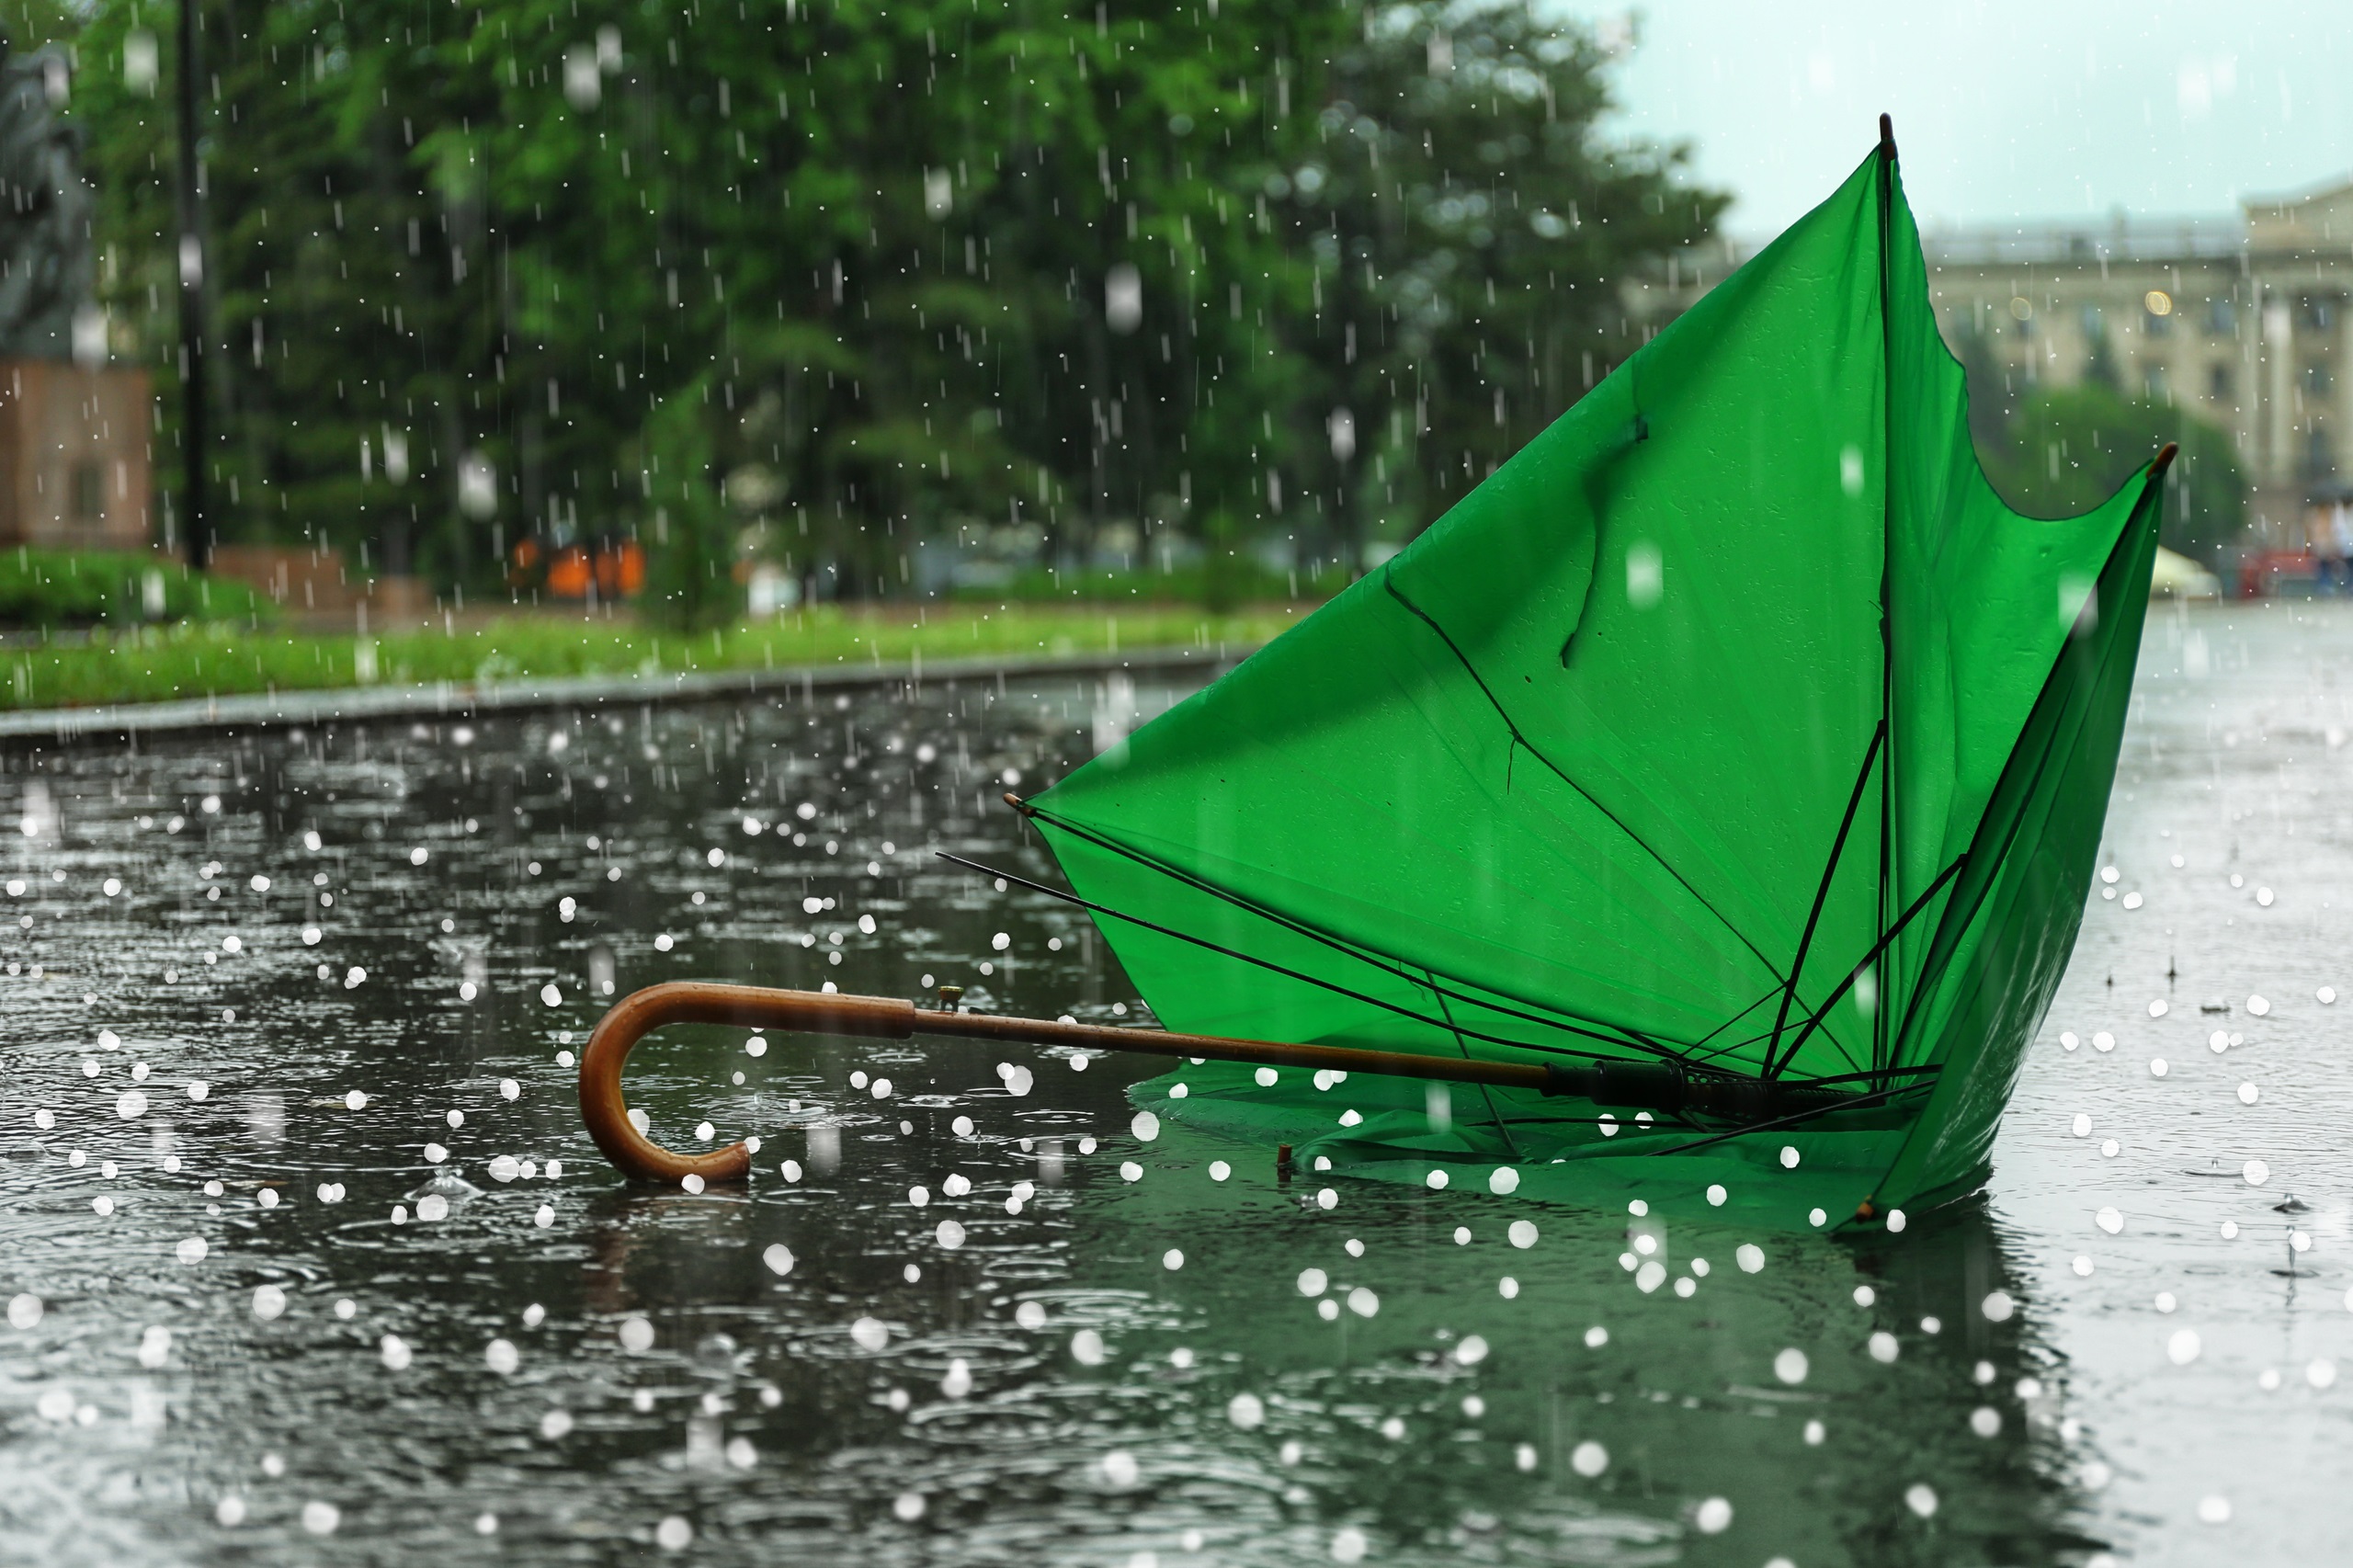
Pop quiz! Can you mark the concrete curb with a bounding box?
[0,642,1248,745]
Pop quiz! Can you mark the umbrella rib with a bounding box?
[1791,1062,1940,1088]
[1766,850,1970,1077]
[1004,808,1686,1060]
[938,851,1688,1067]
[1766,719,1886,1068]
[1641,1084,1919,1159]
[1382,574,1797,995]
[1685,1000,1867,1079]
[1887,487,2165,1080]
[1874,122,1903,1082]
[1427,965,1527,1161]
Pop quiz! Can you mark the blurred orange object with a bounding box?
[530,538,643,600]
[546,545,592,598]
[597,540,645,597]
[506,536,544,592]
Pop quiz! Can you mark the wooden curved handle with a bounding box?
[577,983,915,1184]
[581,982,1871,1187]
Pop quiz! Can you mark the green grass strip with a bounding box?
[0,603,1310,711]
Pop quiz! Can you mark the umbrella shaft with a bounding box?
[580,983,1858,1185]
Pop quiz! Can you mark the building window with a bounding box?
[2306,361,2334,396]
[2209,363,2233,402]
[69,461,101,523]
[2207,298,2236,335]
[2142,363,2171,401]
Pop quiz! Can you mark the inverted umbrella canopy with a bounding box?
[1024,125,2165,1226]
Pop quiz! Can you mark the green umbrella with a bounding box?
[1023,122,2166,1232]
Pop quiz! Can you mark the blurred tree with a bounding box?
[65,0,1724,606]
[1,1,77,50]
[1977,382,2245,567]
[1302,6,1725,568]
[1947,314,2018,453]
[636,386,735,629]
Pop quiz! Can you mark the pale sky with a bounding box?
[1547,0,2353,237]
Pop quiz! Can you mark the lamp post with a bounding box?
[174,0,207,569]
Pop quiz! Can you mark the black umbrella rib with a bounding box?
[1382,575,1797,994]
[1009,805,1685,1061]
[1875,492,2163,1079]
[1682,1002,1866,1078]
[1766,720,1884,1069]
[1641,1084,1917,1158]
[1874,131,1901,1083]
[1681,983,1785,1054]
[1427,964,1528,1160]
[1765,849,1970,1078]
[1029,795,1873,1085]
[1687,522,2156,1079]
[1876,752,2056,1084]
[1684,973,1874,1075]
[937,852,1683,1066]
[1790,1062,1939,1088]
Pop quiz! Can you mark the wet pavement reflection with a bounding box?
[3,613,2343,1565]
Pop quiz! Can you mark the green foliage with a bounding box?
[947,559,1349,605]
[1975,383,2245,566]
[68,0,1722,600]
[637,388,738,630]
[0,602,1303,709]
[0,548,273,628]
[1307,10,1724,563]
[1,0,79,49]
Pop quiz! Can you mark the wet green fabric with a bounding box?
[1032,146,2160,1221]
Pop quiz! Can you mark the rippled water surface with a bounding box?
[4,608,2351,1566]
